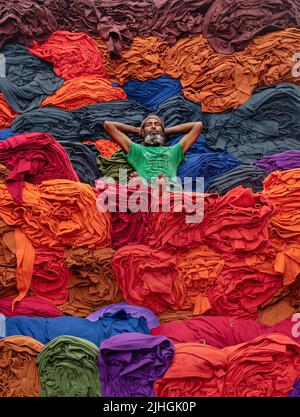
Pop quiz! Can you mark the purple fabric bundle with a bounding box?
[98,332,174,397]
[254,150,300,172]
[288,379,300,397]
[86,303,160,329]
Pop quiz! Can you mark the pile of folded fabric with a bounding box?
[0,1,299,398]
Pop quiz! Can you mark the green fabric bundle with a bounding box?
[97,150,133,182]
[37,335,101,397]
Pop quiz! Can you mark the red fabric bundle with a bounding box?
[154,343,228,397]
[0,295,63,317]
[144,193,219,250]
[223,334,300,397]
[152,315,300,348]
[31,248,71,305]
[28,31,108,80]
[112,244,178,313]
[202,187,274,254]
[0,132,78,204]
[111,212,150,249]
[207,261,283,319]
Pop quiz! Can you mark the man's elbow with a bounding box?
[195,121,203,131]
[104,121,112,131]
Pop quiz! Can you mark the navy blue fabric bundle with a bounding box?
[156,95,204,129]
[206,164,269,195]
[0,44,63,113]
[12,101,149,142]
[205,83,300,164]
[5,310,150,346]
[171,134,240,190]
[59,141,100,185]
[11,107,80,141]
[122,75,182,111]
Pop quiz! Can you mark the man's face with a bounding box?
[142,118,165,146]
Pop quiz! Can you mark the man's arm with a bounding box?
[165,122,203,154]
[104,121,141,153]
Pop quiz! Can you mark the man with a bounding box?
[103,115,203,188]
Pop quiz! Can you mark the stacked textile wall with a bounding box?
[0,0,300,397]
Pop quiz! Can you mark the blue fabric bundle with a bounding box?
[0,128,15,141]
[122,75,182,111]
[171,134,240,190]
[5,310,150,346]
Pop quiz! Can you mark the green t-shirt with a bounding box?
[125,142,186,183]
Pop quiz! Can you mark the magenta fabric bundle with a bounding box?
[98,332,174,397]
[0,295,63,317]
[151,315,300,348]
[0,132,78,204]
[86,302,159,329]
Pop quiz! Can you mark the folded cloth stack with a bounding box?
[0,1,57,48]
[41,76,127,110]
[31,248,71,305]
[201,0,300,54]
[5,310,150,346]
[0,129,16,141]
[37,336,101,397]
[255,151,300,171]
[28,31,108,80]
[205,83,300,163]
[0,95,17,128]
[0,335,44,397]
[0,295,63,318]
[155,334,300,397]
[111,212,150,250]
[98,333,174,397]
[112,245,178,313]
[59,141,99,185]
[99,29,300,112]
[154,342,228,397]
[87,302,160,329]
[0,219,17,299]
[97,150,133,182]
[206,165,269,194]
[0,132,79,204]
[85,139,120,158]
[58,248,123,317]
[122,76,182,111]
[151,314,300,348]
[222,334,300,397]
[0,43,63,113]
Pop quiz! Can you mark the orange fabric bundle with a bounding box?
[0,336,44,397]
[0,220,17,299]
[0,94,17,128]
[29,31,108,80]
[0,180,111,250]
[84,140,121,158]
[41,76,127,110]
[154,343,228,397]
[223,334,300,397]
[112,244,178,313]
[207,259,283,319]
[176,245,224,315]
[97,37,167,84]
[157,310,194,324]
[58,247,123,317]
[263,168,300,285]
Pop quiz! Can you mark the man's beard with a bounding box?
[143,132,165,146]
